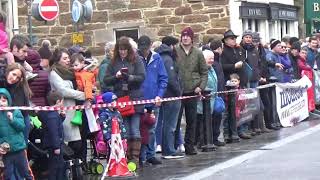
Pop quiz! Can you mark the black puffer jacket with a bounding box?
[156,44,182,97]
[221,45,247,87]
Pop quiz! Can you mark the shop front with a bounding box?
[237,1,298,43]
[269,3,298,40]
[304,0,320,36]
[239,2,269,43]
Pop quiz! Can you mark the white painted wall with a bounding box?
[229,0,298,44]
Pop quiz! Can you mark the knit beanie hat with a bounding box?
[162,36,179,46]
[242,30,253,38]
[270,39,281,50]
[181,27,194,41]
[102,92,117,103]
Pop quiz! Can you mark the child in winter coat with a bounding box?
[70,53,97,101]
[0,88,33,179]
[38,90,65,180]
[98,92,127,150]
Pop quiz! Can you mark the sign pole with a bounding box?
[25,0,33,45]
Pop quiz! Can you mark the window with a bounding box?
[114,28,139,42]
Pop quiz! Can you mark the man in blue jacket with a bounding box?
[138,35,168,165]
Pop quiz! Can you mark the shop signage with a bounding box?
[304,0,320,22]
[240,3,268,19]
[270,5,298,21]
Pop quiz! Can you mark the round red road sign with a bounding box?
[39,0,59,21]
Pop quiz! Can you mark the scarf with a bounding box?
[51,63,75,81]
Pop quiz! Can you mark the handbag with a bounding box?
[214,96,225,114]
[71,110,83,126]
[116,96,135,117]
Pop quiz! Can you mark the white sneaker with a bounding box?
[156,145,162,153]
[177,144,185,153]
[162,152,185,159]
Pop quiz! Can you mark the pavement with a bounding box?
[93,116,320,180]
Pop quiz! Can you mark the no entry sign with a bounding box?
[39,0,59,21]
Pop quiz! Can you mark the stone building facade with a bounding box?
[17,0,230,56]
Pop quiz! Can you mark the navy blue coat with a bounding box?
[38,111,64,150]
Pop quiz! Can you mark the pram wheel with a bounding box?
[89,161,104,175]
[65,168,72,180]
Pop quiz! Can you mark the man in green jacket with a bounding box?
[175,27,208,155]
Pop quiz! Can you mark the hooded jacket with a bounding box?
[156,44,182,97]
[140,50,168,107]
[0,88,26,152]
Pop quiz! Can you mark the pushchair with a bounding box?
[28,126,84,180]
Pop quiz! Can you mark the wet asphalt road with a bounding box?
[202,123,320,180]
[93,117,320,180]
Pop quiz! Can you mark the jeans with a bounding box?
[123,113,141,139]
[23,115,31,145]
[238,123,248,135]
[175,96,197,149]
[48,150,65,180]
[160,101,181,156]
[4,150,34,180]
[140,107,159,161]
[155,112,162,146]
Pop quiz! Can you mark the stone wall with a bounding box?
[17,0,229,56]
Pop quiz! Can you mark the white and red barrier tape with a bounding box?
[0,83,276,111]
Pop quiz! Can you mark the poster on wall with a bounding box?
[275,76,312,127]
[236,89,260,127]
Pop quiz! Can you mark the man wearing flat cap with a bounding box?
[175,27,208,155]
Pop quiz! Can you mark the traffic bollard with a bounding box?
[201,90,215,152]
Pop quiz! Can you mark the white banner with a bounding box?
[275,76,312,127]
